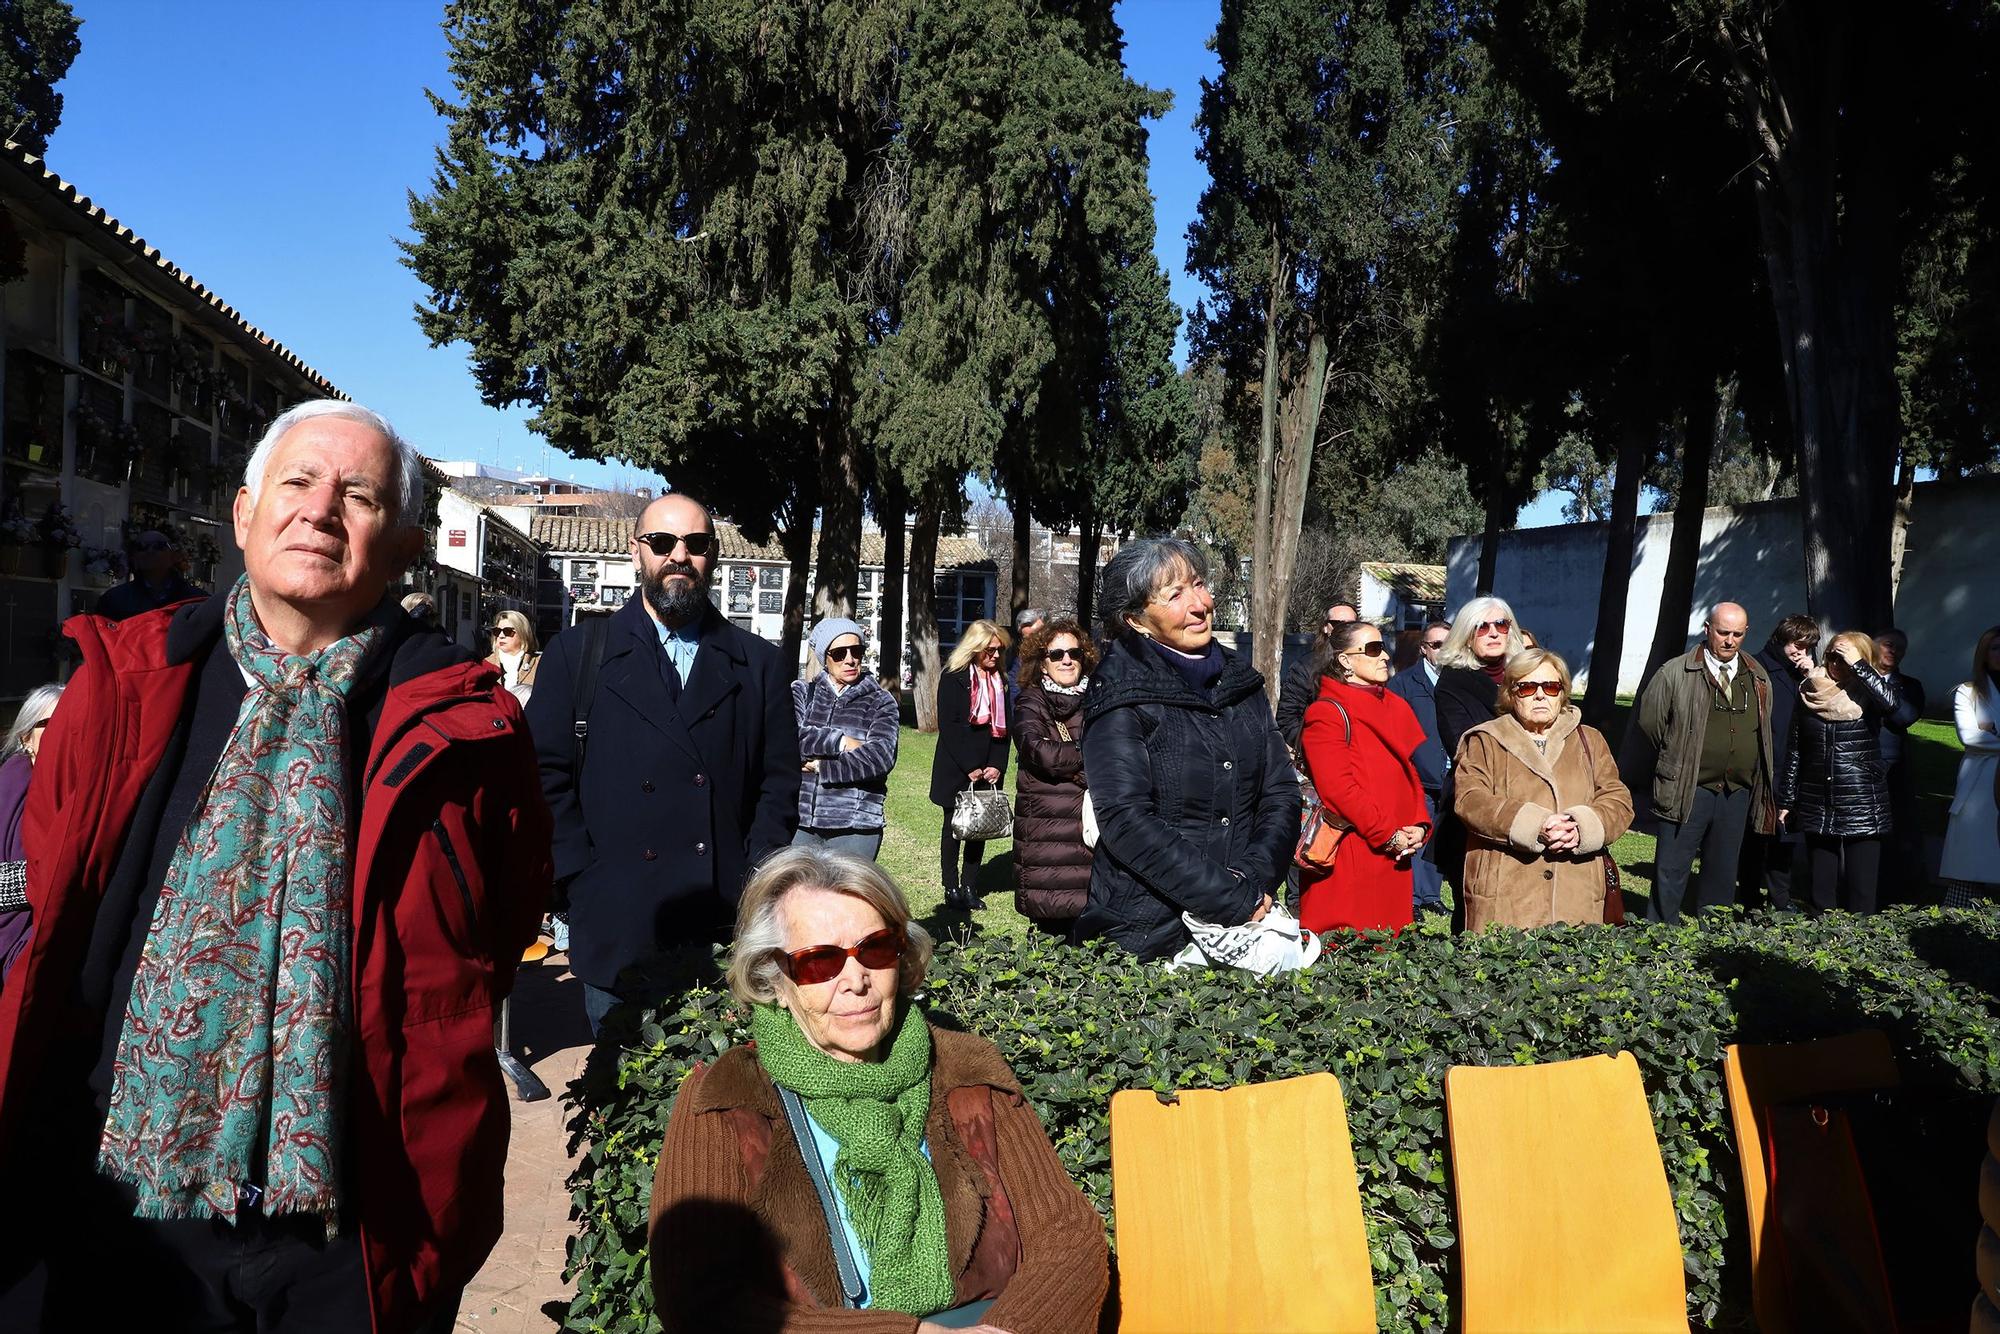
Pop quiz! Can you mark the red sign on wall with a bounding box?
[447,529,467,548]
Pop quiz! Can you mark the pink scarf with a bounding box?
[969,668,1007,738]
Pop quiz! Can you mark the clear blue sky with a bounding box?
[47,1,1562,527]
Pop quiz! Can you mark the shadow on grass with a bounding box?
[1905,913,2000,1011]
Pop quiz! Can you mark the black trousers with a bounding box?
[1649,785,1753,923]
[1881,762,1930,904]
[1803,834,1884,914]
[1738,831,1796,910]
[4,1171,461,1334]
[940,817,986,897]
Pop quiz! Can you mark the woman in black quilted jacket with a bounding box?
[1074,537,1298,960]
[1777,630,1901,913]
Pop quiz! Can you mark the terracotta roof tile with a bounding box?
[529,514,994,569]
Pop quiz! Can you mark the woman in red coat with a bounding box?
[1298,620,1434,934]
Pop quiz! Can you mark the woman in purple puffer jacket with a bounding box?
[0,682,62,985]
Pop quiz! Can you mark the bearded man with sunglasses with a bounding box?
[527,493,799,1034]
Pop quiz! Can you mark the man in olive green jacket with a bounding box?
[1635,602,1778,922]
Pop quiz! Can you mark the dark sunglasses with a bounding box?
[1476,619,1512,634]
[635,530,713,558]
[489,626,518,638]
[824,644,864,663]
[1044,647,1082,663]
[780,926,905,985]
[1341,640,1389,658]
[1513,679,1565,698]
[1422,638,1448,650]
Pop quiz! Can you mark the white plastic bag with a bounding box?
[1164,903,1322,977]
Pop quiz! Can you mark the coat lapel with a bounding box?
[679,611,745,727]
[600,609,706,768]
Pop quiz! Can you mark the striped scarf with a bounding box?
[96,574,379,1229]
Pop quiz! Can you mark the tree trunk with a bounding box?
[1644,374,1726,680]
[1261,330,1328,711]
[779,513,813,678]
[1076,502,1102,635]
[877,469,908,692]
[1888,438,1917,612]
[1476,456,1508,597]
[909,477,945,732]
[812,418,863,626]
[1718,9,1900,635]
[1011,497,1031,624]
[1582,414,1650,727]
[1250,231,1287,709]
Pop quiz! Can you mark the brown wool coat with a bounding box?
[648,1023,1108,1334]
[1453,708,1635,931]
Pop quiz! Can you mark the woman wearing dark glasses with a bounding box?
[1296,620,1434,934]
[483,609,541,704]
[1010,617,1100,936]
[1452,648,1633,930]
[1430,597,1528,903]
[792,617,901,860]
[648,847,1108,1330]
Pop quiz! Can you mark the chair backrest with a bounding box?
[1110,1072,1376,1332]
[1445,1051,1687,1333]
[1721,1029,1899,1334]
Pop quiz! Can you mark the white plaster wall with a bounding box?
[1446,476,2000,707]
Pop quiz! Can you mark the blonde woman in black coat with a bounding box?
[930,620,1013,909]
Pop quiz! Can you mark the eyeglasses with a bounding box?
[1341,641,1389,659]
[779,926,905,985]
[1422,638,1448,650]
[824,644,864,663]
[1513,680,1565,698]
[1476,619,1512,635]
[1045,647,1082,663]
[489,626,518,639]
[634,530,713,558]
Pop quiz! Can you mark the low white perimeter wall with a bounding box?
[1444,475,2000,706]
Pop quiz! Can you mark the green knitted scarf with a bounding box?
[749,1002,954,1315]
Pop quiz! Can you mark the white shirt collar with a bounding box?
[1704,649,1737,683]
[1422,660,1439,685]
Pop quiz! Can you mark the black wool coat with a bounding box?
[1073,635,1298,961]
[930,665,1014,810]
[1778,660,1901,839]
[526,599,800,990]
[1011,681,1092,922]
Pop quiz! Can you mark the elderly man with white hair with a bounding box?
[0,400,551,1333]
[1635,600,1779,922]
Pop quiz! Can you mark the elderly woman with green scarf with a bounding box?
[648,847,1108,1332]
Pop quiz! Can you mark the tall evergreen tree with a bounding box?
[1190,0,1473,706]
[0,0,77,157]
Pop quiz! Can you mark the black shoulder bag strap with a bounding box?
[571,613,611,770]
[775,1084,867,1308]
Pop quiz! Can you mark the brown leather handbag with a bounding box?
[1294,699,1352,871]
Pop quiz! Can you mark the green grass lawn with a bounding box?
[879,710,1969,927]
[881,727,1034,941]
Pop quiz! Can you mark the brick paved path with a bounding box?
[455,948,594,1334]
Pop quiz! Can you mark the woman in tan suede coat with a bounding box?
[1453,648,1634,930]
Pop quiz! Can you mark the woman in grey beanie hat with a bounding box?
[791,617,902,858]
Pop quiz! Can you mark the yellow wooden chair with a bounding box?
[1110,1072,1376,1332]
[1446,1051,1687,1333]
[1721,1029,1899,1334]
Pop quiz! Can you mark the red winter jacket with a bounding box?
[0,603,553,1333]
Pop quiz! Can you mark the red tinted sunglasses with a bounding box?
[780,927,905,985]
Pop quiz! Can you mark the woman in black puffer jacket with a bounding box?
[1777,630,1901,913]
[1075,538,1298,961]
[1012,617,1099,935]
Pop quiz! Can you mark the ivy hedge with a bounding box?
[559,908,2000,1332]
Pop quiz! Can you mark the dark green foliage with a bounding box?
[564,908,2000,1332]
[0,0,77,158]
